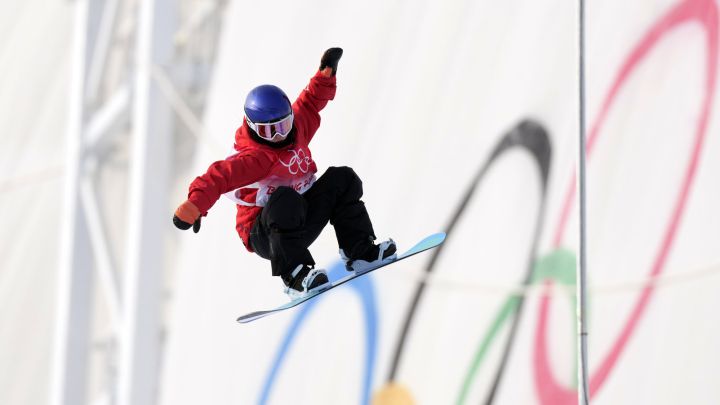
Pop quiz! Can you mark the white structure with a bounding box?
[50,1,224,405]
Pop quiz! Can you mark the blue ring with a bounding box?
[258,260,379,405]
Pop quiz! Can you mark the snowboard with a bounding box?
[236,232,446,323]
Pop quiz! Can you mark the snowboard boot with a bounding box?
[340,238,397,275]
[282,264,331,300]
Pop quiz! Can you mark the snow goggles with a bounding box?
[246,113,294,142]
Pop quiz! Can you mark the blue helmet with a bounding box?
[244,84,292,124]
[244,85,294,143]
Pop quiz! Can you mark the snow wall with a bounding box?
[163,0,720,404]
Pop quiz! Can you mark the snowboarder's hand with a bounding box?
[173,200,202,233]
[319,47,343,77]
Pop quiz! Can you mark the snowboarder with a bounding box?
[172,48,397,299]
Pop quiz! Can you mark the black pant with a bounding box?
[249,166,376,278]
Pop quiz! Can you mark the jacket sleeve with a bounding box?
[187,152,274,214]
[293,70,337,143]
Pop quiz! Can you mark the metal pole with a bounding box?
[116,0,176,403]
[50,1,96,404]
[577,0,590,403]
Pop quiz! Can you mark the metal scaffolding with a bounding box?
[50,1,225,404]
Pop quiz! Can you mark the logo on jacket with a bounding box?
[279,148,312,174]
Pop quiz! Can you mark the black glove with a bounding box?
[173,215,202,233]
[319,47,343,76]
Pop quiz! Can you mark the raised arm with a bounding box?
[293,48,343,143]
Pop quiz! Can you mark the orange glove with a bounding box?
[173,200,202,233]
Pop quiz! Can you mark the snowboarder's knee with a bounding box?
[326,166,363,195]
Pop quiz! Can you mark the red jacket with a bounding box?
[187,71,337,251]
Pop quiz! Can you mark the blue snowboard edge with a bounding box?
[237,232,446,324]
